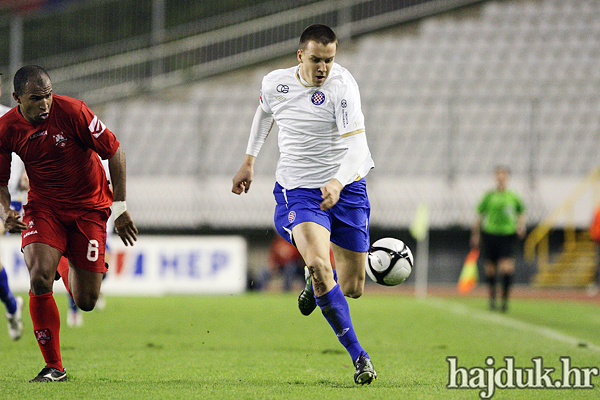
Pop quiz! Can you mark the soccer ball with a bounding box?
[365,238,414,286]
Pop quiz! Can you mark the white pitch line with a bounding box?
[422,297,600,353]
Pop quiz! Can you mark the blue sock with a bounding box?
[68,295,78,312]
[316,283,367,363]
[0,268,17,314]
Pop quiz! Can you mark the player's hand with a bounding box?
[320,179,343,211]
[115,211,138,246]
[3,210,27,233]
[232,165,253,195]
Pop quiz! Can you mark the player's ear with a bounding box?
[297,49,303,63]
[12,92,21,104]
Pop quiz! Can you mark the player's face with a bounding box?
[297,40,336,87]
[13,78,53,125]
[495,168,509,190]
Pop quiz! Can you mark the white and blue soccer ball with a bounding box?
[365,238,414,286]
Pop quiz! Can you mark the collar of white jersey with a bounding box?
[295,65,311,87]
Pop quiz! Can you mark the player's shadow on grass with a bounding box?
[321,349,345,355]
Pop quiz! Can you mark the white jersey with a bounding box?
[0,104,10,117]
[0,104,24,200]
[259,63,374,189]
[7,155,25,201]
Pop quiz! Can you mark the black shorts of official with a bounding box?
[481,232,518,264]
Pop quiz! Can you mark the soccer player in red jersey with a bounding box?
[0,65,138,382]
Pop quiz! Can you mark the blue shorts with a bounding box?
[273,179,371,253]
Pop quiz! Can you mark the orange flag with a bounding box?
[458,248,479,295]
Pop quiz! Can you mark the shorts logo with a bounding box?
[341,99,347,108]
[23,229,38,238]
[311,91,325,105]
[53,132,67,148]
[288,211,296,223]
[35,329,51,345]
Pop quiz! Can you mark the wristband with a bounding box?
[112,201,127,219]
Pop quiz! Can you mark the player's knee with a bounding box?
[306,260,332,291]
[306,259,330,278]
[74,293,99,312]
[29,268,54,295]
[345,287,363,299]
[341,282,363,298]
[305,255,329,270]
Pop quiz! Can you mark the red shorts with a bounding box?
[22,202,110,273]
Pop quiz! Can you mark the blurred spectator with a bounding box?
[588,204,600,294]
[268,234,305,291]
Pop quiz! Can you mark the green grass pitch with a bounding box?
[1,290,599,399]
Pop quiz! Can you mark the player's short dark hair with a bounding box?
[299,24,337,50]
[13,65,51,96]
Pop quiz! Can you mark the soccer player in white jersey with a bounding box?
[232,24,376,385]
[0,73,25,340]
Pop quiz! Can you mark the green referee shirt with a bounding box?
[477,189,525,235]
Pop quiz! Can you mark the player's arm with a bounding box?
[470,214,482,248]
[0,185,26,233]
[516,196,526,239]
[471,194,490,248]
[108,144,138,246]
[320,132,370,211]
[516,213,526,239]
[232,105,274,195]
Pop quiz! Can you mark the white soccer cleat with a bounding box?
[6,296,23,340]
[95,293,106,312]
[67,309,84,327]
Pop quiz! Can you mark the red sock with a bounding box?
[29,291,63,371]
[56,257,72,297]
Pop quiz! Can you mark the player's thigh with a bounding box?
[292,221,332,269]
[331,242,366,298]
[497,258,515,274]
[64,209,109,274]
[293,221,335,295]
[68,258,103,311]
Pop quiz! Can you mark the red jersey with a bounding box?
[0,94,119,210]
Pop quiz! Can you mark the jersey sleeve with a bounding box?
[334,72,365,137]
[476,192,491,214]
[259,76,273,114]
[75,102,120,159]
[514,193,525,214]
